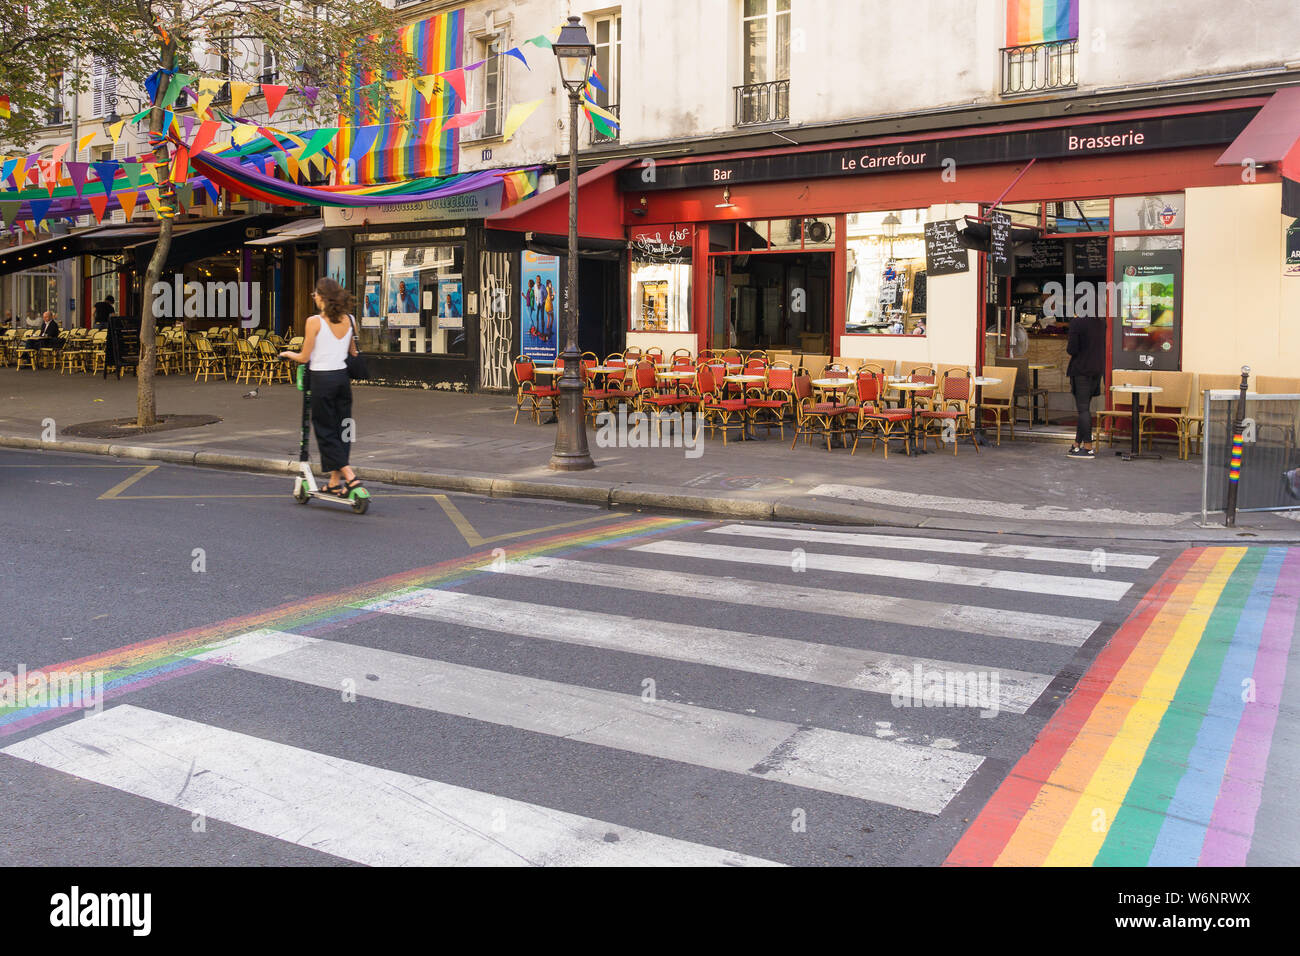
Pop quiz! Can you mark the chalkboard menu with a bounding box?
[1077,236,1108,272]
[924,220,970,276]
[911,271,927,315]
[106,316,141,374]
[1015,239,1066,274]
[990,211,1013,276]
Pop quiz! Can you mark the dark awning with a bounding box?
[485,158,631,242]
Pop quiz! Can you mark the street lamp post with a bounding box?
[550,16,596,471]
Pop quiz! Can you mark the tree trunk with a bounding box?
[136,40,175,428]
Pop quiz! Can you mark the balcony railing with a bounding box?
[734,79,789,127]
[1001,39,1078,95]
[590,102,619,145]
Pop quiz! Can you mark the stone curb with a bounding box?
[5,433,1300,543]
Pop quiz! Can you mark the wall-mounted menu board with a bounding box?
[1077,236,1108,272]
[1015,239,1066,274]
[990,211,1013,276]
[924,220,970,276]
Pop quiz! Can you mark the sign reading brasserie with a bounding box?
[623,109,1254,191]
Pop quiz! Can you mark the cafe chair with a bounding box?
[747,362,793,439]
[851,373,914,459]
[976,365,1017,445]
[790,371,853,452]
[513,356,559,425]
[698,363,749,446]
[1139,370,1194,459]
[920,374,979,456]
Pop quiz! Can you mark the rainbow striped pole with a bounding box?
[1225,365,1250,527]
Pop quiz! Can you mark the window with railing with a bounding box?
[1001,39,1078,94]
[46,73,66,125]
[591,13,620,143]
[736,0,789,126]
[1001,0,1078,95]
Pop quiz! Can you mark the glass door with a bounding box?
[710,257,731,352]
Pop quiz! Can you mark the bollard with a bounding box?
[1224,365,1250,527]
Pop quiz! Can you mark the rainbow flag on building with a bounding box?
[337,11,464,184]
[1006,0,1079,46]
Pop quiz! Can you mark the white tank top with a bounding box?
[309,315,353,371]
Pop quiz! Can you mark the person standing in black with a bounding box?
[92,294,115,329]
[1066,313,1106,459]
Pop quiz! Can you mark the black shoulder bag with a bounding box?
[344,315,369,381]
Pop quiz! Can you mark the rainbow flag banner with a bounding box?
[337,11,464,184]
[1006,0,1079,46]
[948,546,1299,866]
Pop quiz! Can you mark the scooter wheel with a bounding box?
[294,488,311,504]
[351,495,369,514]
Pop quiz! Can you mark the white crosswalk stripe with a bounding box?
[483,555,1100,647]
[360,587,1053,712]
[2,704,778,867]
[188,629,984,814]
[705,524,1159,569]
[631,540,1133,600]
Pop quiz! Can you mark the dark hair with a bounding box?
[315,277,353,323]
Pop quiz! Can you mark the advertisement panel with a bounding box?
[521,250,560,361]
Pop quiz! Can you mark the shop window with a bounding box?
[356,244,466,356]
[1114,194,1185,232]
[630,226,692,333]
[844,209,928,336]
[1046,198,1110,233]
[591,13,621,144]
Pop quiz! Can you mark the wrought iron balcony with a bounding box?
[590,102,620,145]
[734,79,789,127]
[1001,39,1078,95]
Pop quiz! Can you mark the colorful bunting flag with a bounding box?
[189,120,221,156]
[91,161,118,196]
[160,73,192,109]
[117,189,139,221]
[440,110,484,130]
[77,132,98,153]
[108,120,126,144]
[298,127,338,163]
[439,68,467,104]
[87,193,109,223]
[346,124,381,165]
[52,142,70,164]
[122,162,143,188]
[0,157,16,184]
[503,47,529,70]
[66,161,89,195]
[0,201,18,230]
[501,99,543,141]
[412,75,440,105]
[261,84,288,118]
[27,198,52,225]
[525,34,553,50]
[171,146,190,185]
[0,95,10,119]
[229,82,252,115]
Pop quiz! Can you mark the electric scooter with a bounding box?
[293,365,370,514]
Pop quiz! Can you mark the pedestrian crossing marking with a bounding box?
[631,540,1133,601]
[431,493,622,548]
[707,525,1158,570]
[192,629,985,814]
[2,704,779,867]
[486,556,1101,647]
[362,587,1053,713]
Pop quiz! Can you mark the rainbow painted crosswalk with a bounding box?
[947,546,1298,867]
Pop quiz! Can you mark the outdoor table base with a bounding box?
[1118,390,1162,461]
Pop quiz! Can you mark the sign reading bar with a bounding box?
[990,211,1013,276]
[622,109,1255,192]
[924,221,970,276]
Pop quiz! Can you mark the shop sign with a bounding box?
[624,109,1255,192]
[630,224,693,260]
[1286,219,1300,277]
[322,183,505,228]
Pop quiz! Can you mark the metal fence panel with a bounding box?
[1203,391,1300,519]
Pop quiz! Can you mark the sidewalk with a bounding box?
[3,367,1297,542]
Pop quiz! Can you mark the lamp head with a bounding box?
[554,16,595,92]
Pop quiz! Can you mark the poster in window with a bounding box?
[361,276,382,327]
[1113,247,1181,370]
[386,273,419,328]
[437,279,464,330]
[1286,219,1300,277]
[521,250,559,360]
[326,248,347,288]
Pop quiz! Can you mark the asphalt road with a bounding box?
[1,448,1293,867]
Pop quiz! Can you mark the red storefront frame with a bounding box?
[627,143,1271,359]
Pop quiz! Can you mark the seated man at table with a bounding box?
[26,312,62,351]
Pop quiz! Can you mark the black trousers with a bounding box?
[310,369,353,472]
[1072,375,1100,444]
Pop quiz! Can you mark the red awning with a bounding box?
[1216,86,1300,166]
[485,158,631,241]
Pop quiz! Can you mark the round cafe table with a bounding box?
[655,369,696,397]
[1110,384,1163,461]
[887,380,933,456]
[971,376,1001,445]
